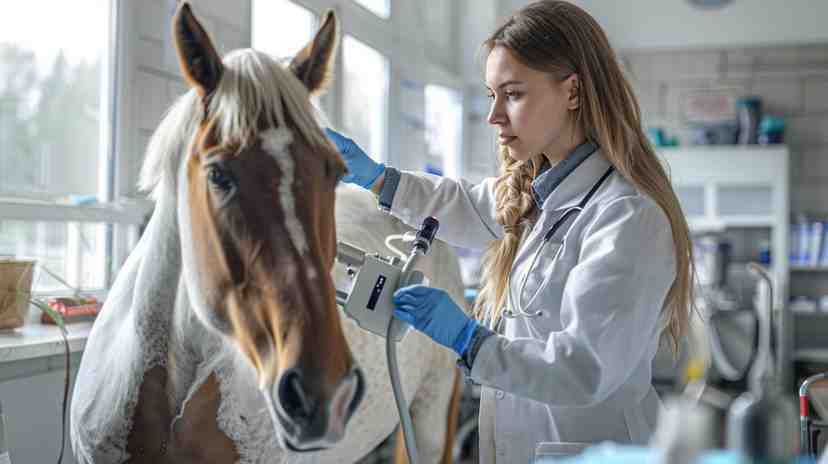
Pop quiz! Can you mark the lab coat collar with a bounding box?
[531,140,602,211]
[537,145,612,212]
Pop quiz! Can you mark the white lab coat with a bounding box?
[388,151,676,464]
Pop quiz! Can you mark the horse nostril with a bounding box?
[278,368,316,423]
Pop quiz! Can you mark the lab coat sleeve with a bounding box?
[389,170,503,250]
[468,196,677,407]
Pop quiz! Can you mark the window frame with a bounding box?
[247,0,469,175]
[0,0,144,297]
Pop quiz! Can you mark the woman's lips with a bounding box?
[499,135,517,145]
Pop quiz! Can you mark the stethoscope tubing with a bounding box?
[503,166,614,319]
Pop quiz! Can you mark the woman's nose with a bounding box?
[487,99,506,126]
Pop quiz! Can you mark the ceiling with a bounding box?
[502,0,828,50]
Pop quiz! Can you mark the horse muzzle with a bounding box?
[263,365,365,451]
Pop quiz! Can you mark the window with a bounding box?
[251,0,316,60]
[352,0,390,19]
[425,84,463,178]
[342,36,389,162]
[0,0,116,293]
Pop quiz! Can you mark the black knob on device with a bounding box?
[414,217,440,252]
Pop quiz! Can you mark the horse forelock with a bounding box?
[139,48,331,200]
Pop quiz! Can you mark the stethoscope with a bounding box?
[503,166,615,319]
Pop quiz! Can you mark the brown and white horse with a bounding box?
[70,3,460,463]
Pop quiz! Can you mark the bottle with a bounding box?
[0,401,10,464]
[736,97,762,145]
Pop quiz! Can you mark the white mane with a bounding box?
[138,48,330,200]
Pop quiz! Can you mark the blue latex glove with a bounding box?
[324,128,385,189]
[393,284,479,356]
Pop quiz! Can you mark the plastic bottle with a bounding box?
[736,97,762,145]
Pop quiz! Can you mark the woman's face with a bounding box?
[485,45,580,163]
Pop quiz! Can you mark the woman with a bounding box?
[326,1,693,462]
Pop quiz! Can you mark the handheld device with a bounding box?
[335,217,439,341]
[334,217,440,464]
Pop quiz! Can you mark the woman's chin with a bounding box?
[505,146,531,162]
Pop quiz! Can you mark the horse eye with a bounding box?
[206,164,236,194]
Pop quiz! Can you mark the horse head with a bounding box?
[171,3,362,451]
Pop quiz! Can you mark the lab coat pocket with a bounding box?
[533,441,590,462]
[519,240,565,311]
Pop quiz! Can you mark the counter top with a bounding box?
[0,321,93,364]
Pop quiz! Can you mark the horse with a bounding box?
[70,4,462,463]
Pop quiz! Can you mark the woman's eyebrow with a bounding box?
[485,80,525,90]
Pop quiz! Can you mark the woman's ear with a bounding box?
[566,74,580,111]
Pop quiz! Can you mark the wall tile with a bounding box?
[803,77,828,114]
[797,147,828,181]
[797,45,828,68]
[631,81,665,119]
[792,182,828,216]
[749,78,804,117]
[787,115,828,147]
[648,51,722,80]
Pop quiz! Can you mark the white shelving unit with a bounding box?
[658,145,793,385]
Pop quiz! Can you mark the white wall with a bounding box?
[504,0,828,50]
[459,0,501,182]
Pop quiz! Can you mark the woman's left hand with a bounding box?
[393,284,478,356]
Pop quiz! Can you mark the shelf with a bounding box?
[687,216,775,231]
[791,266,828,273]
[794,349,828,363]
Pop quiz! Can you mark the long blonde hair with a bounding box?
[474,0,694,352]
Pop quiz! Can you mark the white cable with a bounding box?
[384,232,416,260]
[386,250,424,464]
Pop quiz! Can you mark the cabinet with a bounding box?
[658,146,794,385]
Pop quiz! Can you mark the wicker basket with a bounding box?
[0,259,35,330]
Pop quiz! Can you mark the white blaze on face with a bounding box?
[261,128,309,256]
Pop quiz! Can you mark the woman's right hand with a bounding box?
[324,128,386,189]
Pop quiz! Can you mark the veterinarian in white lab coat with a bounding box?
[327,1,694,463]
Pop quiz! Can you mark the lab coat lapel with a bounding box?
[540,151,613,213]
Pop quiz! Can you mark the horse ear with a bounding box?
[289,10,339,95]
[172,2,224,98]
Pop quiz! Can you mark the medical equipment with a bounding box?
[0,401,9,464]
[800,372,828,458]
[335,216,440,464]
[504,166,614,319]
[726,263,798,460]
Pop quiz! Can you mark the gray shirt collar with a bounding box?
[531,141,599,210]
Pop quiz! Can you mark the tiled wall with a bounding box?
[619,44,828,217]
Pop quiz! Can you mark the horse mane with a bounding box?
[138,48,331,200]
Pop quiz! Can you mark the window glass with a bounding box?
[0,0,109,201]
[0,220,107,292]
[342,36,389,162]
[252,0,316,60]
[425,84,463,178]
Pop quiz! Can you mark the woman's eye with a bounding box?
[505,91,522,100]
[206,164,236,194]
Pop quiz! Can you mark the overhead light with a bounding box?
[687,0,733,9]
